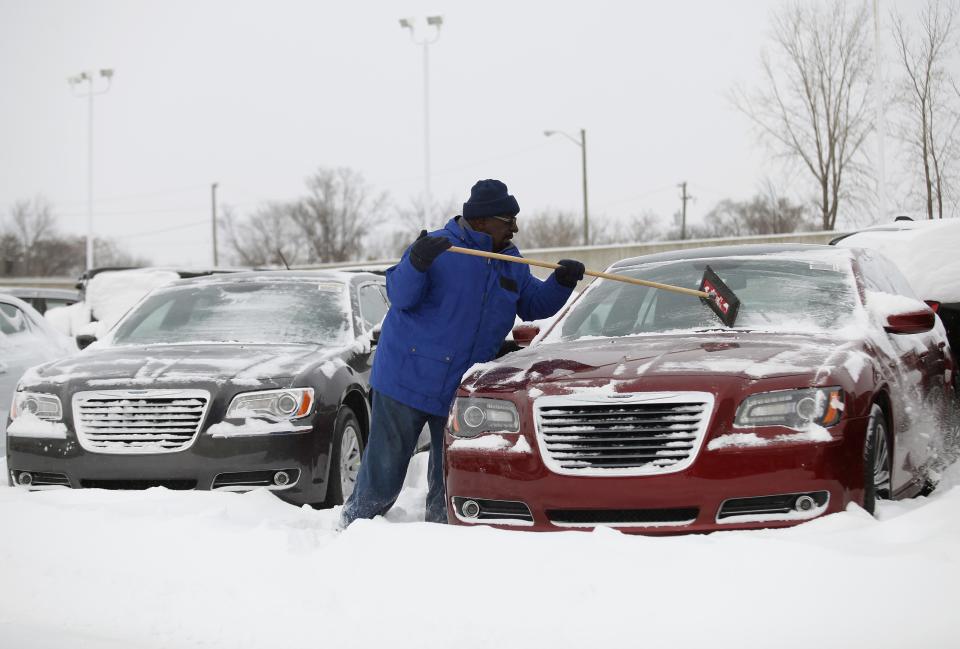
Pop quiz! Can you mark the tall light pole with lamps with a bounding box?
[544,128,589,245]
[399,16,443,214]
[68,68,114,271]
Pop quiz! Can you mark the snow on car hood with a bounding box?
[17,342,329,389]
[464,332,864,391]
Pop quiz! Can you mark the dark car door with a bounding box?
[350,280,389,375]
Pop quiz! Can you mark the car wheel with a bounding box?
[325,406,364,506]
[863,403,892,515]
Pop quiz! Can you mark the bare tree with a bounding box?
[220,203,306,267]
[8,196,57,275]
[625,210,663,243]
[733,1,874,230]
[393,194,461,231]
[1,196,151,277]
[291,167,388,263]
[891,0,960,219]
[518,209,582,248]
[701,184,816,237]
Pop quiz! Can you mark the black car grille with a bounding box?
[535,393,713,475]
[73,390,210,454]
[547,508,700,527]
[80,479,198,490]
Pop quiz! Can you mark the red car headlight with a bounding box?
[734,387,843,430]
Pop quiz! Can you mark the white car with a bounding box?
[0,294,77,452]
[831,218,960,392]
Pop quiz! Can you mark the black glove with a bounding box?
[553,259,585,288]
[409,229,452,272]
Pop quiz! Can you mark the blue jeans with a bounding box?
[341,390,448,525]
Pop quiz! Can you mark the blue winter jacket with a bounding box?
[370,217,574,416]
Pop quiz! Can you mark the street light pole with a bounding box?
[400,16,443,216]
[211,182,219,267]
[544,128,590,245]
[68,68,114,272]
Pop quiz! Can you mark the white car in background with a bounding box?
[0,294,77,453]
[44,268,229,347]
[831,217,960,392]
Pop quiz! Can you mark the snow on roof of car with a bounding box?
[832,218,960,302]
[609,243,851,270]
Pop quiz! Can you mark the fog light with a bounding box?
[273,471,290,486]
[795,495,816,512]
[17,472,33,487]
[461,499,480,519]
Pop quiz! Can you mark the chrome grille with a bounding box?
[534,392,714,476]
[73,389,210,454]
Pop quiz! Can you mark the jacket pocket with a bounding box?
[400,345,453,396]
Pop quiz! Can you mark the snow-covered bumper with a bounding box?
[445,408,869,534]
[6,415,336,506]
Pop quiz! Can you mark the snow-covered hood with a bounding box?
[18,342,329,389]
[464,332,865,391]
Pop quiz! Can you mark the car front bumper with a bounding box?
[444,416,868,534]
[6,423,332,506]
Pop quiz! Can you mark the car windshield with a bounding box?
[551,256,859,341]
[110,279,353,346]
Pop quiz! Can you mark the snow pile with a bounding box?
[1,457,959,648]
[206,419,312,438]
[6,412,68,439]
[46,269,181,339]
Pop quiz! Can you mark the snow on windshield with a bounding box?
[107,279,352,346]
[548,253,858,342]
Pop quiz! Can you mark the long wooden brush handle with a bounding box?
[447,246,709,299]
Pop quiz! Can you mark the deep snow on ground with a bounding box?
[2,454,960,649]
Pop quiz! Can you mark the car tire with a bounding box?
[325,406,364,507]
[863,403,892,515]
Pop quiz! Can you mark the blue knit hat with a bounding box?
[462,179,520,220]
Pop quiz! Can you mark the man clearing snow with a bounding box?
[341,179,585,525]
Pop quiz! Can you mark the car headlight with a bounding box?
[734,387,843,429]
[225,388,314,421]
[450,397,520,438]
[11,392,63,421]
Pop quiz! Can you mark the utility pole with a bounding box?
[211,182,219,267]
[544,128,590,245]
[678,181,693,240]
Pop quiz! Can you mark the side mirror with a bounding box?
[76,334,97,350]
[512,323,541,348]
[884,309,936,335]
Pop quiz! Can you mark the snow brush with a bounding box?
[447,246,741,327]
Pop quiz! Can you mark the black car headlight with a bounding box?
[734,387,843,430]
[225,388,314,421]
[450,397,520,438]
[11,391,63,421]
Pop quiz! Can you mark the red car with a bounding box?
[444,244,955,533]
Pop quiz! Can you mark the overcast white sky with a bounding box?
[0,0,929,266]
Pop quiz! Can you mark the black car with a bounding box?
[6,270,390,506]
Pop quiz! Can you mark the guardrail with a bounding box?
[1,230,848,289]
